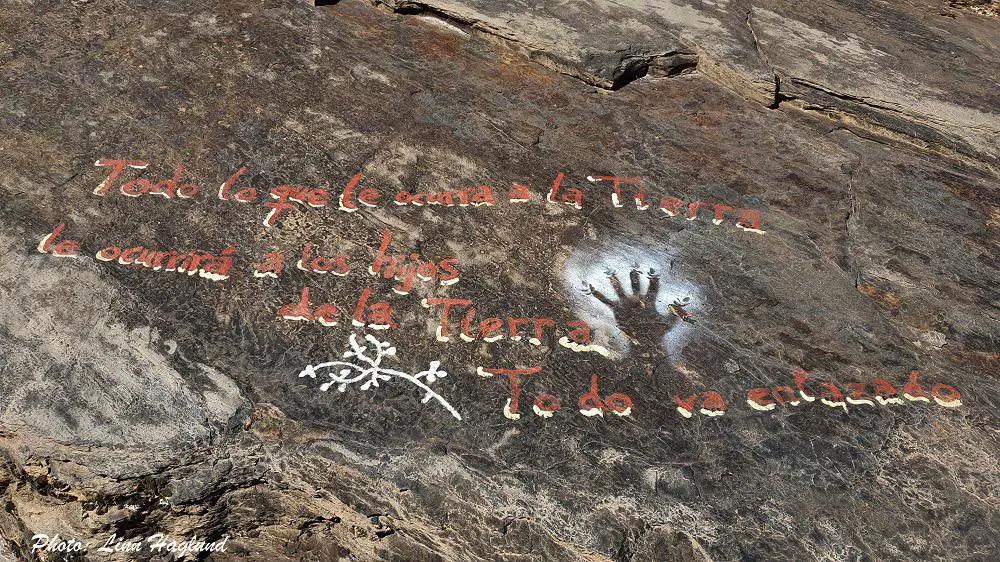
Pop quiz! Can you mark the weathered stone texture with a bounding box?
[0,0,997,560]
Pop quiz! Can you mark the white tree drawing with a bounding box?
[298,333,462,421]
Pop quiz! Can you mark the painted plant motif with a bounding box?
[299,333,462,420]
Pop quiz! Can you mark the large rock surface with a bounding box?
[0,0,997,560]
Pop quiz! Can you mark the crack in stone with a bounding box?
[843,155,863,289]
[313,0,997,176]
[792,78,1000,135]
[745,6,783,109]
[793,97,1000,177]
[356,0,699,90]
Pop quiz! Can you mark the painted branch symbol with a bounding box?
[299,333,462,420]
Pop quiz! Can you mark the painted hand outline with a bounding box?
[586,266,694,348]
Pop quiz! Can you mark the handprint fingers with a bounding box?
[607,271,628,300]
[629,266,641,295]
[584,265,693,350]
[646,269,660,305]
[588,284,615,307]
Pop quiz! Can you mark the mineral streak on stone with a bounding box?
[0,0,998,560]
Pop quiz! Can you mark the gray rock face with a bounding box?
[0,0,997,560]
[366,0,1000,171]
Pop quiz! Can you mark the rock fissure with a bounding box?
[347,0,998,172]
[745,7,783,109]
[798,100,1000,177]
[354,0,699,90]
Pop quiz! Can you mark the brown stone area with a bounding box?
[0,0,998,560]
